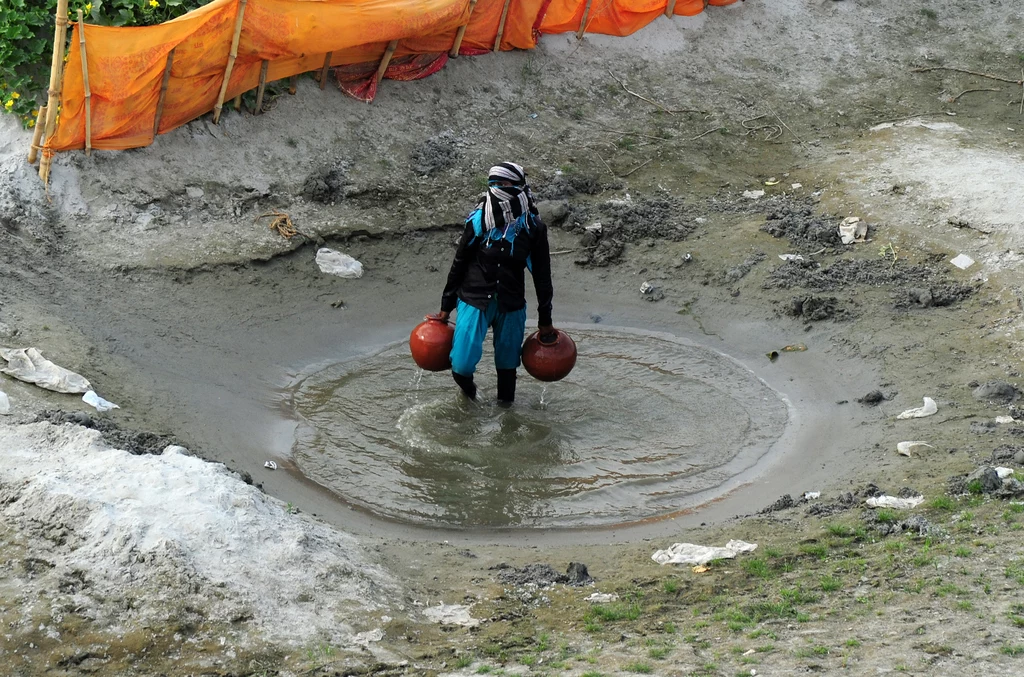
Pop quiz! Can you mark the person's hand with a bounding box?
[426,310,450,323]
[538,325,558,344]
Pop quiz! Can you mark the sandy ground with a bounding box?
[3,0,1024,674]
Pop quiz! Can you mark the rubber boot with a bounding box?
[496,369,517,405]
[452,371,477,400]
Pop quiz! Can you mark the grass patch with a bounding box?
[454,655,474,669]
[920,8,938,19]
[876,509,900,524]
[1007,560,1024,586]
[587,602,642,623]
[820,575,843,592]
[663,578,680,594]
[800,543,829,560]
[742,558,773,579]
[624,662,653,674]
[1001,644,1024,656]
[648,646,670,660]
[845,638,861,647]
[930,496,956,511]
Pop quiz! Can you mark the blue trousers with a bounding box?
[450,299,526,376]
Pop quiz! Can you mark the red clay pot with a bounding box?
[522,329,577,382]
[409,317,454,371]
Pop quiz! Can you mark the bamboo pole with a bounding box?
[39,0,70,182]
[449,0,478,58]
[375,40,399,87]
[576,0,594,39]
[233,94,241,111]
[493,0,512,52]
[665,0,677,18]
[27,106,46,164]
[212,0,248,124]
[254,60,269,114]
[153,49,174,138]
[288,75,297,95]
[77,10,92,156]
[318,52,332,90]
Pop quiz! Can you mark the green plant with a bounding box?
[742,558,772,579]
[845,638,861,648]
[648,646,670,659]
[1000,644,1024,656]
[920,8,938,19]
[820,575,843,592]
[454,655,474,669]
[876,509,900,524]
[624,662,653,674]
[663,578,679,594]
[930,496,956,511]
[1,0,209,126]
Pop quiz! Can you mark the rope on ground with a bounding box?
[255,210,309,240]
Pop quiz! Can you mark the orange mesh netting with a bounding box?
[48,0,739,153]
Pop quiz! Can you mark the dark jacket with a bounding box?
[441,210,553,326]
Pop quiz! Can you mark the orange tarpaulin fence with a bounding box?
[45,0,739,156]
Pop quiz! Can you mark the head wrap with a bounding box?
[482,161,536,232]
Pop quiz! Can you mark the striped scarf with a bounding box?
[481,162,537,233]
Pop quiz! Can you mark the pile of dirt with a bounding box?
[410,130,464,176]
[34,409,181,457]
[764,258,975,308]
[785,294,850,322]
[493,562,593,587]
[571,196,695,267]
[301,162,350,203]
[760,203,845,249]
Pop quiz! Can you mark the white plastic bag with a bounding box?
[896,397,937,419]
[83,390,120,412]
[0,390,9,415]
[651,540,758,566]
[315,248,364,278]
[0,347,91,393]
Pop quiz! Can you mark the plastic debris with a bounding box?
[804,491,821,500]
[896,397,937,419]
[315,248,364,278]
[0,347,91,394]
[422,603,479,627]
[585,222,603,234]
[82,390,120,412]
[782,344,807,352]
[838,216,868,245]
[950,253,975,270]
[742,190,766,199]
[692,565,710,573]
[866,495,924,509]
[996,416,1016,424]
[766,351,779,362]
[640,281,655,295]
[996,467,1015,479]
[764,178,780,186]
[264,461,278,470]
[585,592,619,603]
[652,540,758,566]
[897,441,933,457]
[0,390,9,415]
[791,183,803,189]
[779,254,804,262]
[353,628,384,644]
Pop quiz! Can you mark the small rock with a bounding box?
[973,381,1019,404]
[565,562,593,585]
[185,186,205,200]
[857,390,886,405]
[966,466,1002,494]
[536,200,570,228]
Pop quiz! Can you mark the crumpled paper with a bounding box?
[839,217,868,245]
[0,347,91,393]
[652,540,758,566]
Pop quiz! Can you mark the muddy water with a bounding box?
[286,327,787,528]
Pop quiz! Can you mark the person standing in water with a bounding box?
[428,162,556,404]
